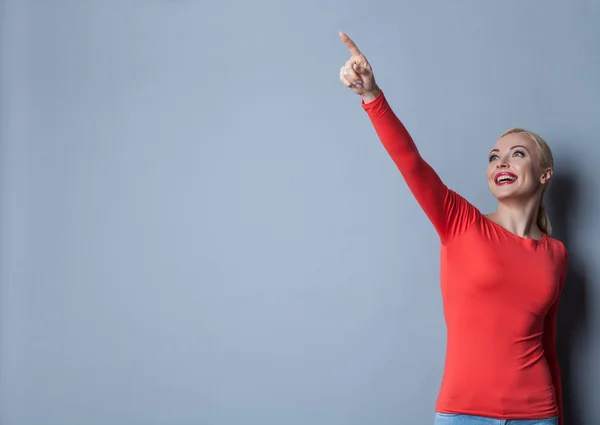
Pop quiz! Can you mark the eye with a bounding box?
[513,150,525,158]
[488,154,499,162]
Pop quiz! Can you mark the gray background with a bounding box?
[1,1,598,424]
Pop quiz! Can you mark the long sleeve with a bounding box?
[543,248,568,425]
[362,92,477,245]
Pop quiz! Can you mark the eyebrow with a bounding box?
[489,144,531,156]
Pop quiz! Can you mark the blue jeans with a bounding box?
[434,412,558,425]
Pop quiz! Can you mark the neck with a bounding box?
[488,195,543,239]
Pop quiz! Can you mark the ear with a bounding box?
[540,167,553,185]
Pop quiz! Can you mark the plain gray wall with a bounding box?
[1,1,598,424]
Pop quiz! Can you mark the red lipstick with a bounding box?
[495,172,518,185]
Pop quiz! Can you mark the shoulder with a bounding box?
[547,236,568,261]
[446,188,483,216]
[546,236,569,281]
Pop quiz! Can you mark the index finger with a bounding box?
[339,32,361,56]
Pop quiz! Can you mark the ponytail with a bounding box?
[537,198,552,236]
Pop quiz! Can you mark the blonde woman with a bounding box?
[338,32,567,425]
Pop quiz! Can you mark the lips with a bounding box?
[494,172,518,185]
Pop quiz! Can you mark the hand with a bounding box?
[339,32,380,102]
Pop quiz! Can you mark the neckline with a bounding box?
[482,214,547,243]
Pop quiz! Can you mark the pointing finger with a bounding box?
[339,31,361,57]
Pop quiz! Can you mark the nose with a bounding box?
[496,159,509,169]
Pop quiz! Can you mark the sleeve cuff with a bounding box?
[361,90,385,111]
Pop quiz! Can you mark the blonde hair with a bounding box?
[499,128,554,236]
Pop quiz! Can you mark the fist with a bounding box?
[339,32,379,98]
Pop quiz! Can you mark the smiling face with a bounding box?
[486,130,553,202]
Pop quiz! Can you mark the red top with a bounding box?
[362,92,568,424]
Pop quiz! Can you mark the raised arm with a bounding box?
[338,32,477,244]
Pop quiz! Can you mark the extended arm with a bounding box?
[338,32,477,244]
[362,91,476,244]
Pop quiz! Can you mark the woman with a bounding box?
[338,32,568,425]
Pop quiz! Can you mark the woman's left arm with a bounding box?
[544,247,569,425]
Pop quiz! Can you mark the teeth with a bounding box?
[497,175,516,183]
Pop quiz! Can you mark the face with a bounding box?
[486,132,552,201]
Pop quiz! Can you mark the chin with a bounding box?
[492,191,516,202]
[490,185,535,202]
